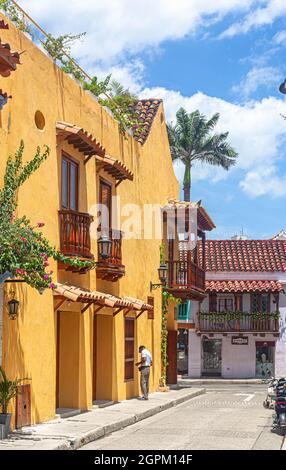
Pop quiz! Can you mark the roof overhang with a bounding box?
[162,199,216,232]
[0,39,20,77]
[56,121,133,184]
[53,283,153,315]
[205,279,283,293]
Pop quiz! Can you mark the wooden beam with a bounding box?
[81,302,93,314]
[54,298,66,312]
[113,307,125,317]
[94,305,105,315]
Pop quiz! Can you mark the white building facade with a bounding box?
[179,240,286,379]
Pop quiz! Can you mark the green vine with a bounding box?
[0,1,142,135]
[0,141,94,291]
[200,311,280,321]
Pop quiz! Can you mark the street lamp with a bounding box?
[150,263,168,291]
[279,79,286,94]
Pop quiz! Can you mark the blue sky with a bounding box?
[18,1,286,239]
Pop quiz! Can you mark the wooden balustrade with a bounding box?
[59,209,93,259]
[198,313,279,333]
[167,260,205,292]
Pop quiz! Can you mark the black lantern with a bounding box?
[279,79,286,94]
[8,298,19,320]
[150,262,168,291]
[98,235,112,260]
[158,263,168,284]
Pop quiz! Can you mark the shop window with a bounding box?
[124,318,135,381]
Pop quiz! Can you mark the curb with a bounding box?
[59,388,206,450]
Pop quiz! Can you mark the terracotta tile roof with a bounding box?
[201,240,286,272]
[95,154,133,183]
[132,99,162,144]
[0,39,20,77]
[54,283,153,311]
[206,280,283,293]
[163,199,215,232]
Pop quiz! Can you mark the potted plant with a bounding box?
[0,367,26,439]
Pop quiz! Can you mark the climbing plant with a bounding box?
[0,142,94,291]
[0,1,141,135]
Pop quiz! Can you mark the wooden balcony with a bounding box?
[96,229,125,282]
[166,260,205,299]
[59,209,94,272]
[197,312,279,333]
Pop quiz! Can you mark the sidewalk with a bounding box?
[178,377,265,385]
[0,387,205,450]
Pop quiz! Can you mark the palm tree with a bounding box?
[167,108,238,201]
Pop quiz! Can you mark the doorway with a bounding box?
[255,341,275,378]
[177,329,189,375]
[202,337,222,376]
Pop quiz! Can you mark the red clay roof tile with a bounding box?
[206,279,283,293]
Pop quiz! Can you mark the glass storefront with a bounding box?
[202,337,222,377]
[255,341,275,378]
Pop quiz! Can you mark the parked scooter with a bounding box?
[263,377,278,409]
[272,379,286,432]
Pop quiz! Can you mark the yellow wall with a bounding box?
[0,14,179,426]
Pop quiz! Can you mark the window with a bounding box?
[124,318,135,381]
[99,179,112,230]
[61,154,79,210]
[251,293,270,313]
[218,298,234,312]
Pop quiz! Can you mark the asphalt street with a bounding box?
[81,385,285,450]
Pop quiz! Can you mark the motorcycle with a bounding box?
[263,377,278,409]
[272,380,286,432]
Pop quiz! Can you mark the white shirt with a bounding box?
[141,348,152,366]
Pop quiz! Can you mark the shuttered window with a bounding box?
[99,179,112,230]
[124,318,134,381]
[61,155,78,210]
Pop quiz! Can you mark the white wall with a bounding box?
[275,288,286,377]
[188,331,201,377]
[221,335,256,378]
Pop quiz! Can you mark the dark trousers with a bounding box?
[140,367,150,398]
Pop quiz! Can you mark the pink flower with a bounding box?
[44,261,49,267]
[37,222,45,228]
[43,274,49,280]
[21,237,27,242]
[49,270,54,275]
[49,283,56,289]
[16,268,25,275]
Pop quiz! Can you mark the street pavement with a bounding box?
[81,385,285,450]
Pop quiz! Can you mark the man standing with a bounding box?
[136,345,152,400]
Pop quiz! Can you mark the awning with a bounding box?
[53,283,153,315]
[96,154,133,185]
[56,121,105,158]
[162,199,215,232]
[56,121,133,184]
[0,39,20,77]
[205,279,283,293]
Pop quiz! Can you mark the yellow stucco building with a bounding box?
[0,14,180,428]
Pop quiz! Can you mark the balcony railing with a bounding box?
[59,209,93,259]
[167,261,205,292]
[96,229,125,281]
[198,312,279,333]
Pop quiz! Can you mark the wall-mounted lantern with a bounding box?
[150,263,168,291]
[8,298,20,320]
[97,235,112,260]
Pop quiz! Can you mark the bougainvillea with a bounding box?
[0,141,94,291]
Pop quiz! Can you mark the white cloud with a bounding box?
[19,0,255,63]
[140,87,286,197]
[273,30,286,44]
[231,66,282,98]
[221,0,286,38]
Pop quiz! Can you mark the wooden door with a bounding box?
[166,330,178,384]
[16,384,31,428]
[92,315,97,401]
